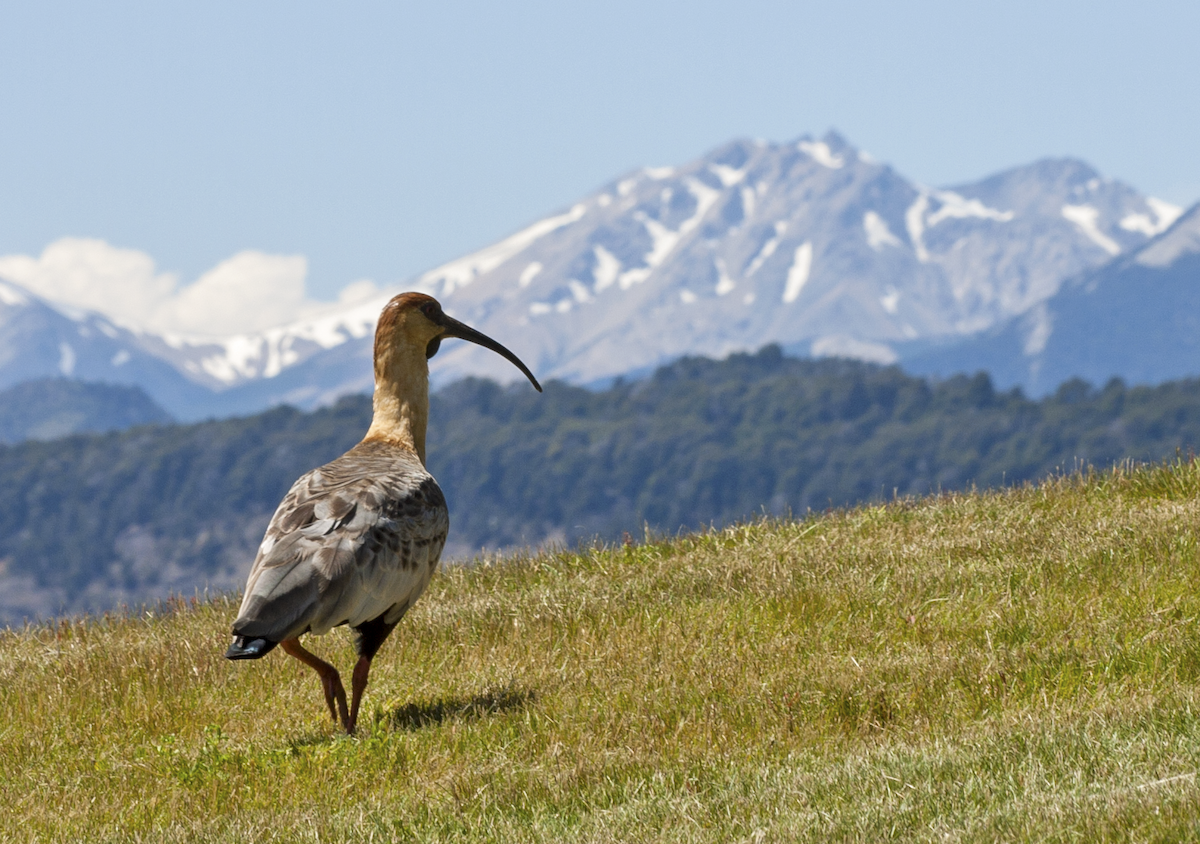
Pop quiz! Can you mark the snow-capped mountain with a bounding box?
[0,279,215,415]
[423,133,1175,387]
[0,131,1182,418]
[904,201,1200,394]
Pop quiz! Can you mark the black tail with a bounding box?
[225,636,277,660]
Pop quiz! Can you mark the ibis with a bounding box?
[225,292,541,734]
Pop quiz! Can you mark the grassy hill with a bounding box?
[3,459,1200,841]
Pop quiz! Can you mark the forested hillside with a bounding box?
[0,378,171,444]
[4,346,1200,623]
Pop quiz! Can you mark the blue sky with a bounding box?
[1,0,1197,302]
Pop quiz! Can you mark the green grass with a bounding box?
[5,460,1200,841]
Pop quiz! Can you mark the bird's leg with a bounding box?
[348,616,398,735]
[281,637,350,730]
[347,656,374,735]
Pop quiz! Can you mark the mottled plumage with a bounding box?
[225,291,540,734]
[229,440,448,650]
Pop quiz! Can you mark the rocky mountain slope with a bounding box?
[905,202,1200,394]
[424,133,1173,388]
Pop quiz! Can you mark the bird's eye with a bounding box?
[420,302,440,319]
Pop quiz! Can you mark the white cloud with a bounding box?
[0,237,177,324]
[336,279,380,305]
[155,251,312,335]
[0,237,373,336]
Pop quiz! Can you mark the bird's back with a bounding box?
[231,439,449,645]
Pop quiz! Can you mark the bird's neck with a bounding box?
[362,345,429,463]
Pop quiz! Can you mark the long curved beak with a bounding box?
[440,314,543,392]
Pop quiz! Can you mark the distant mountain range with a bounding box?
[0,130,1193,420]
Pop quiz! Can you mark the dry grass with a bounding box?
[4,460,1200,841]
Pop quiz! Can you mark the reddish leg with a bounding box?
[347,656,373,735]
[281,637,350,730]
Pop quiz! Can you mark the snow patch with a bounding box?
[685,178,722,223]
[568,280,592,304]
[798,141,844,169]
[740,186,756,220]
[746,221,787,276]
[530,302,552,316]
[880,286,900,314]
[518,262,543,288]
[709,164,746,187]
[1119,197,1184,237]
[592,247,621,292]
[617,178,720,289]
[714,258,736,296]
[926,190,1014,226]
[644,166,675,180]
[1148,196,1182,230]
[1135,206,1200,268]
[905,194,930,262]
[863,212,902,250]
[184,292,392,384]
[58,342,76,376]
[641,219,679,271]
[422,204,587,296]
[1062,205,1121,255]
[679,289,697,304]
[1023,303,1053,356]
[902,190,1013,262]
[111,349,131,367]
[782,242,813,304]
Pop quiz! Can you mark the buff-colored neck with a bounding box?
[362,343,430,463]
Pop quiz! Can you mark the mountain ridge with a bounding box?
[904,201,1200,394]
[0,131,1185,418]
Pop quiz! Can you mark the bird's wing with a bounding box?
[231,443,448,643]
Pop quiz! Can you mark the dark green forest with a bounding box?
[3,346,1200,622]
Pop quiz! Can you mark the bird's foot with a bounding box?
[320,671,350,729]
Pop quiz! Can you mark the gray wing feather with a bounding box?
[231,441,449,643]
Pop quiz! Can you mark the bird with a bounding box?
[224,292,541,734]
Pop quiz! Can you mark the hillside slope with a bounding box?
[3,461,1200,841]
[0,378,172,444]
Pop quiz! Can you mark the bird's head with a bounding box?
[374,292,542,392]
